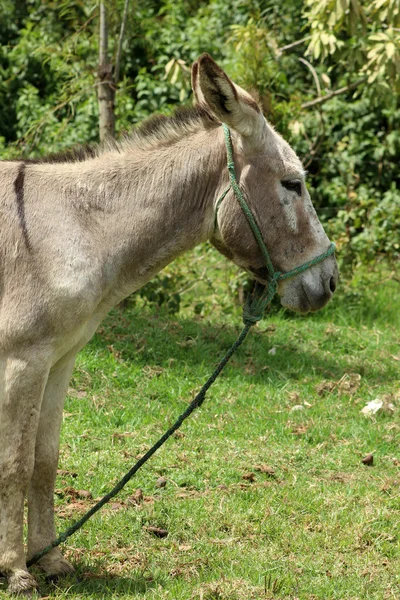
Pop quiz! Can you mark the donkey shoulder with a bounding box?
[0,161,105,346]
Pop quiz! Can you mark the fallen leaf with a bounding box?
[329,473,352,483]
[292,425,308,435]
[142,366,164,378]
[110,502,125,511]
[177,337,197,348]
[254,464,275,476]
[315,380,336,396]
[128,489,144,505]
[245,359,257,375]
[380,479,400,494]
[144,526,168,538]
[112,431,135,439]
[242,472,256,482]
[76,489,92,499]
[122,450,134,458]
[178,544,192,551]
[362,454,374,466]
[316,373,361,397]
[56,501,88,517]
[383,402,396,415]
[156,476,167,488]
[57,469,78,478]
[60,487,92,500]
[325,324,338,335]
[288,391,300,403]
[260,324,276,333]
[338,373,361,394]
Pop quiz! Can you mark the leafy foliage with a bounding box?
[0,0,399,295]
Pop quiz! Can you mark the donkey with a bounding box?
[0,53,338,595]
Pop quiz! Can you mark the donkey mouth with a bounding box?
[248,266,335,313]
[281,282,333,314]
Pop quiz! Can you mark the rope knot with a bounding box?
[242,309,262,326]
[242,281,276,326]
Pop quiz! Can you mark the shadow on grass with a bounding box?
[84,302,398,388]
[33,565,164,598]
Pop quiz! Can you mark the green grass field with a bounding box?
[1,247,399,599]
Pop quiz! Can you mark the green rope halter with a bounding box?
[215,123,336,325]
[26,122,336,572]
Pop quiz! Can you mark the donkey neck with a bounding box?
[81,126,227,298]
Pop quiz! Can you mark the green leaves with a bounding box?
[370,0,400,26]
[364,28,400,84]
[164,57,191,102]
[0,0,398,278]
[304,0,400,91]
[305,0,367,39]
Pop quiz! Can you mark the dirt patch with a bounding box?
[315,372,361,396]
[191,577,269,599]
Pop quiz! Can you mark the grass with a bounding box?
[1,247,399,599]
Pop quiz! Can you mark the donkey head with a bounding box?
[192,54,338,313]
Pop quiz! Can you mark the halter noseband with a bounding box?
[215,123,336,325]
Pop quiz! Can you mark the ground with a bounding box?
[1,246,399,599]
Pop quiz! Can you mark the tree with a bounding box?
[97,0,130,142]
[0,0,398,274]
[98,2,115,141]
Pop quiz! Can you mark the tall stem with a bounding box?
[98,1,115,142]
[114,0,130,85]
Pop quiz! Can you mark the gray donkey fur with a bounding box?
[0,54,338,595]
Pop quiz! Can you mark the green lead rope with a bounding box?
[27,125,335,569]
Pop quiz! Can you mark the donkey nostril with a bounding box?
[329,276,337,293]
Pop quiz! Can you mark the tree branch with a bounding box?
[278,36,312,53]
[114,0,130,85]
[298,57,321,97]
[99,2,108,68]
[301,77,367,109]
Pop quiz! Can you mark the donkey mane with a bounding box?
[19,143,98,165]
[17,105,216,165]
[125,104,216,151]
[0,54,338,598]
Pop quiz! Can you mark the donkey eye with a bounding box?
[281,179,302,196]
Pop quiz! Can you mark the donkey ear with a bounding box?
[191,53,264,139]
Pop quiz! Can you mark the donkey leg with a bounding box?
[0,352,50,596]
[27,357,77,579]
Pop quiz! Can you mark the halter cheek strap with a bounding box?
[215,123,336,324]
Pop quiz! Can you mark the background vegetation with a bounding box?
[2,250,399,600]
[1,0,399,277]
[0,2,399,598]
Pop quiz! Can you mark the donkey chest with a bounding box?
[50,312,105,368]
